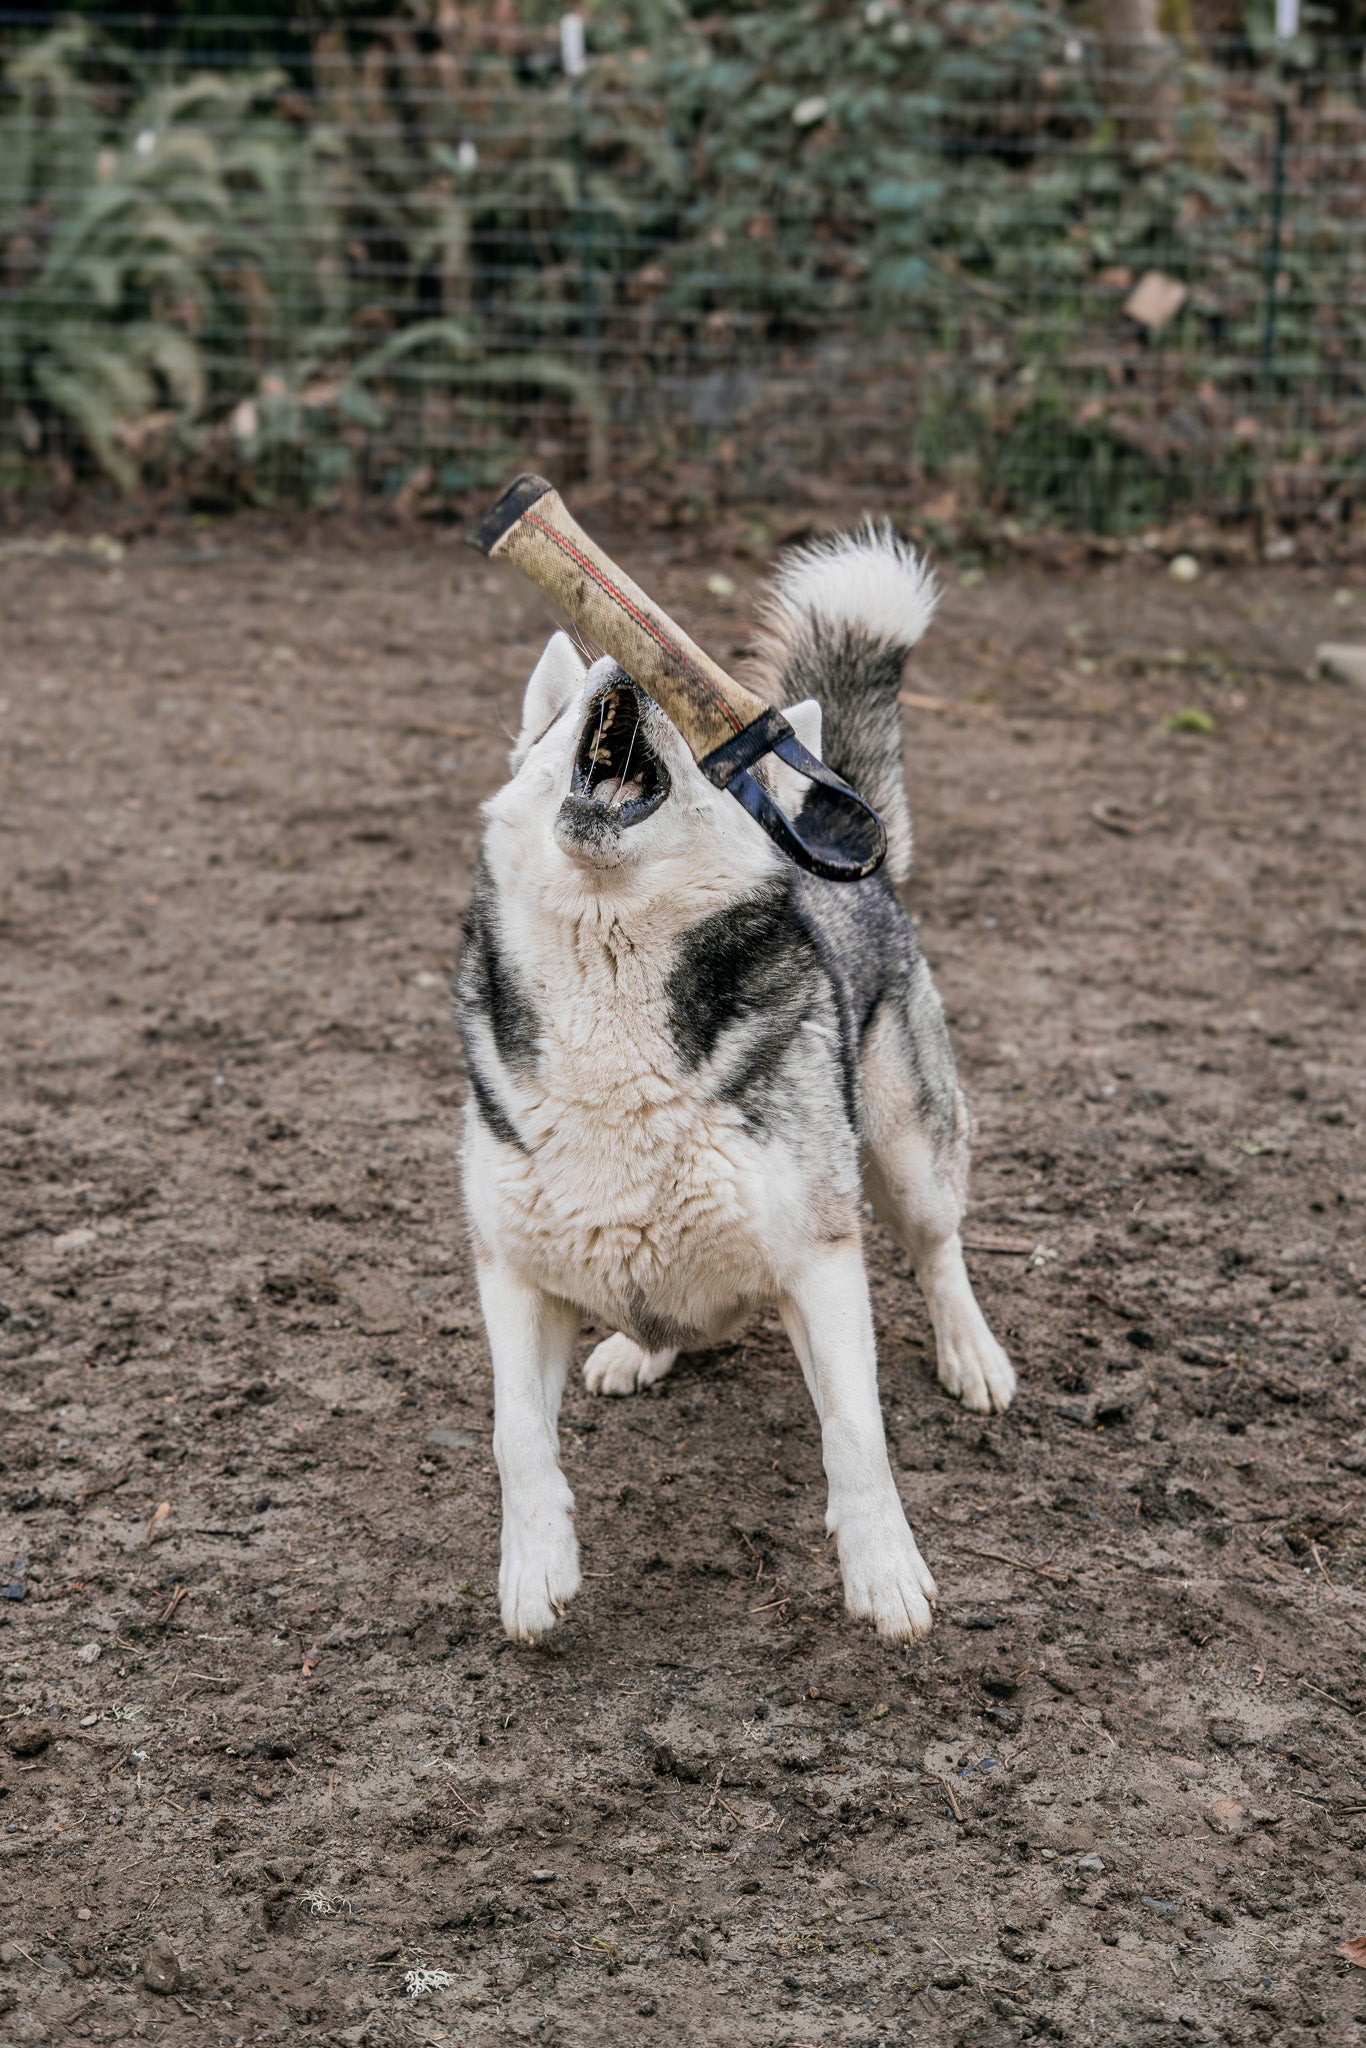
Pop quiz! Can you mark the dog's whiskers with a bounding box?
[589,693,608,775]
[615,707,640,801]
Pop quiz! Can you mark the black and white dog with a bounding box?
[455,525,1015,1643]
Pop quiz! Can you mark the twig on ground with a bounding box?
[897,689,955,714]
[701,1764,729,1819]
[448,1789,480,1821]
[55,1730,117,1756]
[1084,1288,1148,1322]
[77,1466,132,1504]
[1298,1675,1360,1716]
[158,1584,188,1625]
[954,1542,1073,1587]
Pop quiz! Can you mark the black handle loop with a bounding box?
[699,711,887,883]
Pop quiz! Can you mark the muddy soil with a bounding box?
[1,523,1364,2048]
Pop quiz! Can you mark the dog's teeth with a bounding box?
[595,775,621,805]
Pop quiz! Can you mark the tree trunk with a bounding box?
[1081,0,1181,147]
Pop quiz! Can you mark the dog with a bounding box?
[454,522,1015,1644]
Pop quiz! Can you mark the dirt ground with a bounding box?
[1,515,1364,2048]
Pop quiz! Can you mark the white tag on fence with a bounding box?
[1274,0,1299,42]
[560,14,587,77]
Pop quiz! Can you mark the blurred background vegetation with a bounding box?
[1,1,1364,532]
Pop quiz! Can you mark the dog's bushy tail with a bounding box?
[754,521,937,885]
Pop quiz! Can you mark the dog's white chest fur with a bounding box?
[468,914,796,1342]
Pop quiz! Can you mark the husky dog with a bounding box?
[455,525,1015,1644]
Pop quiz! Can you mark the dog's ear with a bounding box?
[514,632,586,763]
[768,697,823,820]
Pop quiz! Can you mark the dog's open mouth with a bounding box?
[569,677,670,827]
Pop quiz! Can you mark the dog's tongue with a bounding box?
[594,775,645,809]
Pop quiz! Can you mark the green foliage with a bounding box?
[0,20,609,500]
[608,1,1363,526]
[1,7,1363,522]
[1,34,296,488]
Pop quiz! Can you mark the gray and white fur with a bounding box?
[454,523,1015,1643]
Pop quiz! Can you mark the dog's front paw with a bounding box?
[835,1514,936,1641]
[936,1320,1016,1416]
[584,1332,676,1397]
[499,1515,580,1641]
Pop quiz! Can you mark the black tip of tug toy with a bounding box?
[467,472,555,558]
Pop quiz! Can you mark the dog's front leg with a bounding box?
[781,1243,936,1640]
[476,1256,581,1641]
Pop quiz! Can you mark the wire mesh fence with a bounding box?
[2,5,1364,532]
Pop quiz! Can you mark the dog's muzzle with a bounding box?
[558,674,670,847]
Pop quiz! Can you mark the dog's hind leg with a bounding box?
[880,1140,1016,1417]
[583,1332,678,1397]
[780,1241,936,1640]
[476,1256,582,1641]
[862,993,1016,1417]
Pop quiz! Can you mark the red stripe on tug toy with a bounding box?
[468,474,887,883]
